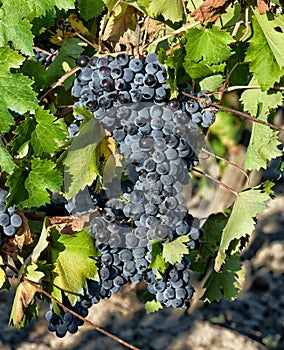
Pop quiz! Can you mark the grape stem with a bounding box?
[192,167,238,197]
[182,91,284,132]
[200,148,250,186]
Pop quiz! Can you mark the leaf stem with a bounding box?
[25,278,141,350]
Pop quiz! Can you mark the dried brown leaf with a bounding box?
[190,0,235,23]
[101,3,138,44]
[257,0,270,14]
[9,279,37,327]
[48,211,97,235]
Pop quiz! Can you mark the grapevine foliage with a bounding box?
[0,0,283,347]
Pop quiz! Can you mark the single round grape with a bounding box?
[10,213,23,228]
[116,53,129,66]
[0,213,10,227]
[129,58,143,72]
[77,55,89,68]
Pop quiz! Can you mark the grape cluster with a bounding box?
[47,52,217,337]
[0,189,23,246]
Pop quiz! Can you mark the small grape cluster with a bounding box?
[0,189,23,246]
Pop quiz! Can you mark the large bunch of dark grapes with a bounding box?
[46,53,217,338]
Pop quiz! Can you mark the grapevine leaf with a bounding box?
[5,168,29,207]
[48,228,98,305]
[145,299,163,314]
[31,107,67,156]
[162,235,189,265]
[149,240,168,274]
[10,118,35,155]
[9,279,37,328]
[0,0,75,55]
[47,37,86,84]
[101,3,138,43]
[24,263,45,283]
[214,188,270,272]
[199,74,224,91]
[245,9,284,90]
[0,47,38,132]
[64,119,104,199]
[149,0,184,23]
[185,27,233,64]
[202,254,245,302]
[0,138,16,174]
[245,115,282,171]
[30,218,49,264]
[78,0,105,21]
[20,158,62,209]
[22,60,50,90]
[241,78,282,170]
[189,213,228,273]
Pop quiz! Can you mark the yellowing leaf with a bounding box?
[64,118,104,199]
[9,279,37,328]
[215,188,270,272]
[101,3,138,43]
[149,0,184,22]
[145,299,163,314]
[162,235,189,264]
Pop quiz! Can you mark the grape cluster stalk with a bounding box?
[47,52,217,337]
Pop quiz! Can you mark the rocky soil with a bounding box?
[0,179,283,350]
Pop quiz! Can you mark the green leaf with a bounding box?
[0,0,75,55]
[214,188,270,272]
[6,167,29,207]
[245,9,284,90]
[78,0,105,21]
[31,107,67,156]
[245,115,282,171]
[49,229,98,305]
[149,0,184,23]
[10,118,35,155]
[22,60,50,90]
[64,118,104,199]
[145,299,163,314]
[189,213,228,273]
[162,235,189,265]
[0,138,16,174]
[241,78,282,170]
[201,254,245,302]
[199,74,224,91]
[149,240,168,274]
[0,47,38,132]
[20,158,62,208]
[185,27,233,65]
[47,37,85,84]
